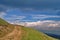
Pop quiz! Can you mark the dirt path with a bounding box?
[0,26,22,40]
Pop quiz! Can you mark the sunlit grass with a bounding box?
[21,27,58,40]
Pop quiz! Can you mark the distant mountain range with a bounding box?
[30,26,60,35]
[45,33,60,39]
[30,26,60,39]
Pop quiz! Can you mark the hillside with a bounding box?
[0,18,9,25]
[0,18,58,40]
[21,27,58,40]
[0,18,14,38]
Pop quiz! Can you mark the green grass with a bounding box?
[0,18,8,25]
[21,27,58,40]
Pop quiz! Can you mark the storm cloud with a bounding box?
[0,0,60,11]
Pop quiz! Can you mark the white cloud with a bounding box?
[4,14,60,28]
[48,24,58,27]
[6,15,26,20]
[11,15,26,19]
[32,15,60,19]
[6,15,26,24]
[16,20,60,27]
[0,12,7,18]
[6,14,60,27]
[9,20,60,28]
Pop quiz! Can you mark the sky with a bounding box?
[0,0,60,27]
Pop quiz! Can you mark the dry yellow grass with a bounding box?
[0,26,22,40]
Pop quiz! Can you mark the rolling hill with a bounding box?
[0,18,9,25]
[0,18,58,40]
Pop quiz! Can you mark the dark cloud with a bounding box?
[0,0,60,14]
[0,0,60,8]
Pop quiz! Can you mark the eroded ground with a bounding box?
[0,26,22,40]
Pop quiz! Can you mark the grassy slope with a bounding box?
[0,18,14,38]
[21,27,58,40]
[0,18,58,40]
[0,18,8,25]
